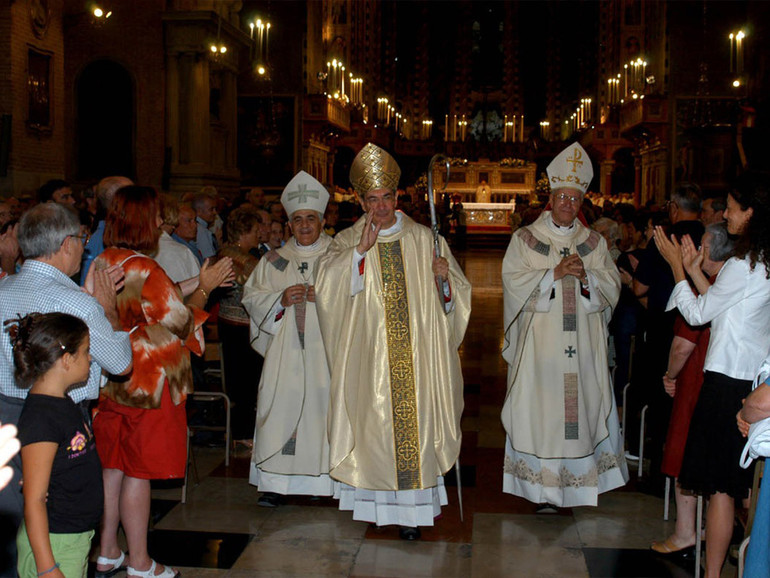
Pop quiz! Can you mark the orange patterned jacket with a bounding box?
[96,248,208,409]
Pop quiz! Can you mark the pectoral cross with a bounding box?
[565,346,576,358]
[298,262,308,274]
[560,247,571,258]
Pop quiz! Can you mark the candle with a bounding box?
[520,115,524,141]
[618,64,628,96]
[504,114,507,142]
[729,33,734,73]
[265,23,270,63]
[445,114,448,140]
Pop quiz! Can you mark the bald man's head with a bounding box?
[96,176,134,211]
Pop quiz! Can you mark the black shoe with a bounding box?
[536,503,558,514]
[258,492,283,507]
[399,526,421,540]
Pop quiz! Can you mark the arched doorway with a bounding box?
[76,60,134,180]
[333,146,356,189]
[612,147,635,195]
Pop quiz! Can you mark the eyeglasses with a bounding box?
[554,192,582,204]
[67,233,91,246]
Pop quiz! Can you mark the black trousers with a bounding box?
[218,320,263,440]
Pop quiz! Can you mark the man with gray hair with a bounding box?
[80,175,133,284]
[191,190,219,259]
[243,171,334,507]
[630,182,704,492]
[501,142,626,509]
[0,203,132,575]
[700,195,726,226]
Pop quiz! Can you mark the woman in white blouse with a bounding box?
[654,171,770,578]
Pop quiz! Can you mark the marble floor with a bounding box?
[110,248,741,578]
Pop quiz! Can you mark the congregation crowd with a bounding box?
[0,140,768,578]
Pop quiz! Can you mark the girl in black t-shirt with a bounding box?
[7,313,103,578]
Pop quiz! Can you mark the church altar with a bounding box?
[429,157,533,234]
[463,201,516,232]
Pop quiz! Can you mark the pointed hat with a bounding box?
[281,170,330,216]
[349,143,401,194]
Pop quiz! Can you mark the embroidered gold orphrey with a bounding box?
[378,240,421,490]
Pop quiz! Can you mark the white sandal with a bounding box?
[95,551,127,578]
[127,560,180,578]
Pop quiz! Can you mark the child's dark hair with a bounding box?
[4,313,89,389]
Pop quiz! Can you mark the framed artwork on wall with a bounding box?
[27,48,52,134]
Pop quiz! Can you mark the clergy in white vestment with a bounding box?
[315,143,471,540]
[242,171,335,504]
[501,142,628,509]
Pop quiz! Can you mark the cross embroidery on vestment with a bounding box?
[287,183,320,203]
[566,148,584,173]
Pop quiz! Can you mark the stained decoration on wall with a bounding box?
[27,49,51,132]
[30,0,50,39]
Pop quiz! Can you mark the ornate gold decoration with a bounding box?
[504,452,624,490]
[378,241,421,490]
[350,143,401,195]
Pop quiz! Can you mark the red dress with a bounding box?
[660,316,710,478]
[93,248,207,479]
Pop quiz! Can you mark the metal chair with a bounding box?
[637,404,649,478]
[183,341,231,502]
[738,458,764,578]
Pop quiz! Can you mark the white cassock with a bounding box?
[501,211,628,507]
[242,234,335,496]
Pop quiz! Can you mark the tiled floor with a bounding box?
[107,248,742,577]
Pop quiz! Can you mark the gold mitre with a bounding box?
[349,143,401,194]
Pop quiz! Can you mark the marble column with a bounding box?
[600,159,615,197]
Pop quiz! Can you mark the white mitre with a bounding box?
[281,170,330,217]
[546,142,593,194]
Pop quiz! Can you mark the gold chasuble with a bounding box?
[316,213,471,492]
